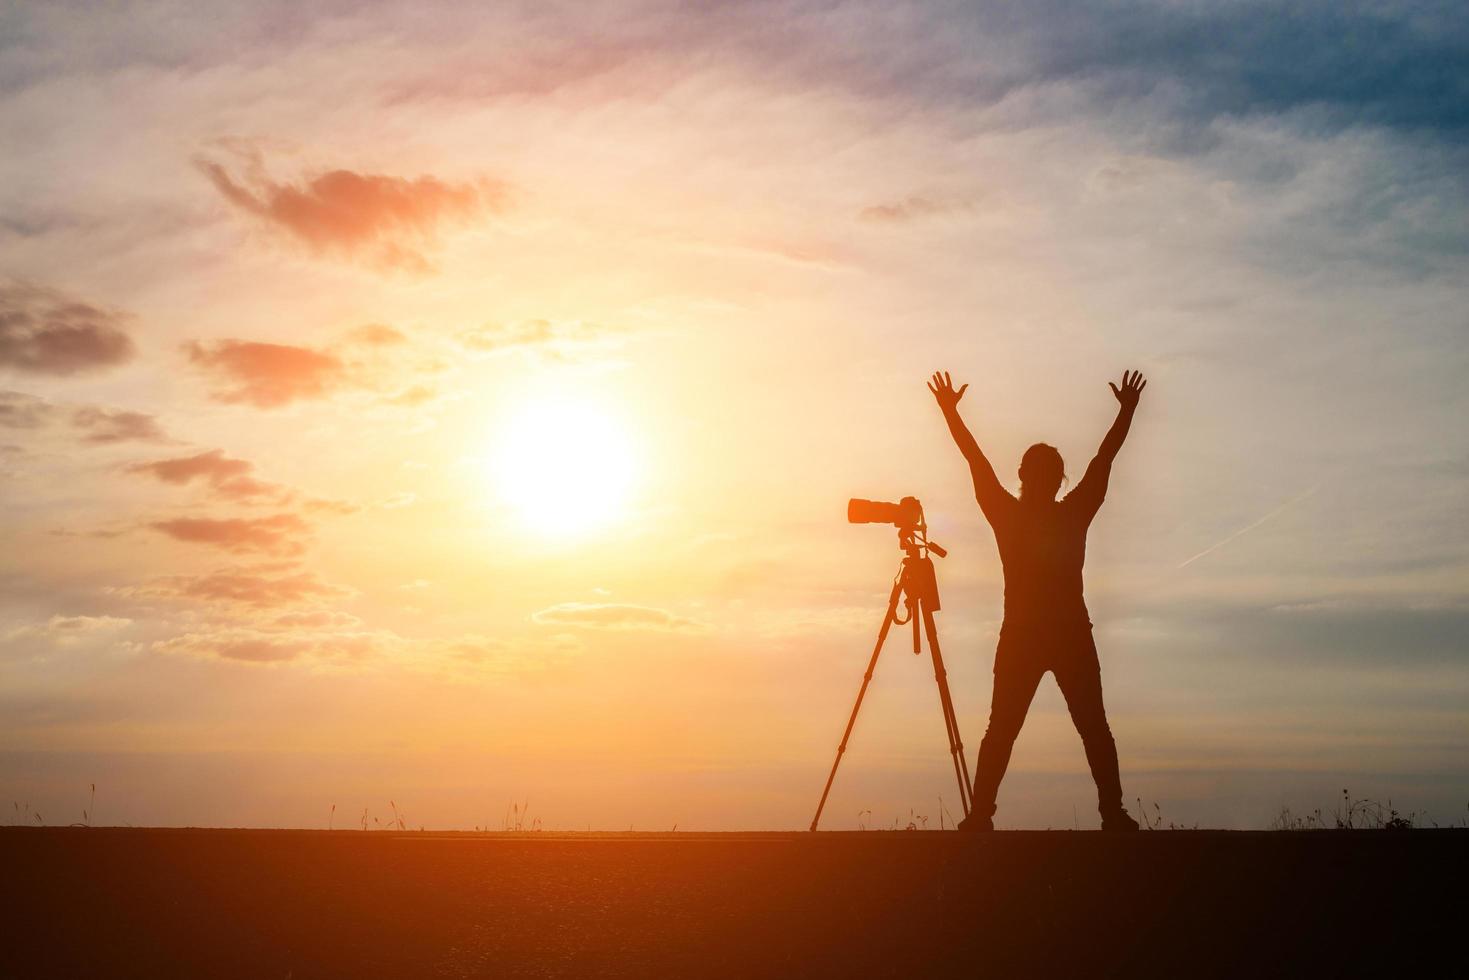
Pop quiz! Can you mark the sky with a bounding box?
[1,0,1466,831]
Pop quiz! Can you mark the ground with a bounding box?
[6,828,1464,977]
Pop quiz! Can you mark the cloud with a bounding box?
[48,527,129,540]
[3,614,132,648]
[0,390,53,430]
[858,195,973,224]
[531,602,711,633]
[2,392,168,445]
[384,384,437,407]
[154,626,386,663]
[457,320,556,351]
[1116,593,1469,668]
[422,631,585,678]
[41,614,131,633]
[377,491,416,509]
[302,497,360,516]
[694,1,1469,146]
[196,156,506,270]
[1008,1,1469,142]
[0,281,135,376]
[184,339,346,408]
[127,449,286,502]
[346,323,408,346]
[148,513,310,556]
[122,566,349,608]
[381,2,1467,152]
[152,619,576,673]
[457,319,624,359]
[269,610,363,629]
[152,622,574,672]
[71,407,168,444]
[181,634,305,662]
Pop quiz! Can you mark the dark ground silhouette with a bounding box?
[932,369,1146,831]
[6,827,1464,978]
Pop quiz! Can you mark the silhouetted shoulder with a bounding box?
[1062,473,1106,521]
[976,483,1019,526]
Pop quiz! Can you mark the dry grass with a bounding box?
[1271,789,1422,831]
[470,799,542,833]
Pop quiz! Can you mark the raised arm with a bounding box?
[1074,370,1147,510]
[928,371,1011,518]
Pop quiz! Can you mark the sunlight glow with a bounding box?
[488,395,638,538]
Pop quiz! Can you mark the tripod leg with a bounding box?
[921,602,974,817]
[810,577,905,831]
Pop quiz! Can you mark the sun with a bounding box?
[488,395,638,537]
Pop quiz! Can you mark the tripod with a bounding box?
[810,524,973,831]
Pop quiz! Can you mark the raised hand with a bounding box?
[1108,370,1147,411]
[928,371,968,412]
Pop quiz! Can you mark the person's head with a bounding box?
[1019,443,1065,501]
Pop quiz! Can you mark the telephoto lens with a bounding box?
[848,496,923,528]
[848,498,902,524]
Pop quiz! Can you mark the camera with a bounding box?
[848,496,924,529]
[848,496,946,558]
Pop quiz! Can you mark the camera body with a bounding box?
[848,496,924,529]
[848,495,946,561]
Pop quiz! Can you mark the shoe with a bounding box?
[1101,809,1140,832]
[956,811,994,832]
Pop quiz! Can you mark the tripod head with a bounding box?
[848,495,946,617]
[848,495,947,560]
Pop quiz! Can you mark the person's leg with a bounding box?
[1053,631,1132,827]
[969,637,1046,826]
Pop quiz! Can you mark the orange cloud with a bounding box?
[153,623,570,672]
[155,625,390,663]
[0,281,135,375]
[128,566,349,607]
[457,319,624,359]
[196,158,505,270]
[184,340,345,408]
[346,323,408,345]
[72,406,168,444]
[3,614,132,648]
[148,513,310,556]
[531,602,711,633]
[270,610,363,629]
[127,449,285,501]
[2,391,168,445]
[302,497,360,516]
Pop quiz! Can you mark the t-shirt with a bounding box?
[974,469,1107,629]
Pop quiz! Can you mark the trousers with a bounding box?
[971,625,1124,816]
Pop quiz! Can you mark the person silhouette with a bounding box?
[929,368,1147,831]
